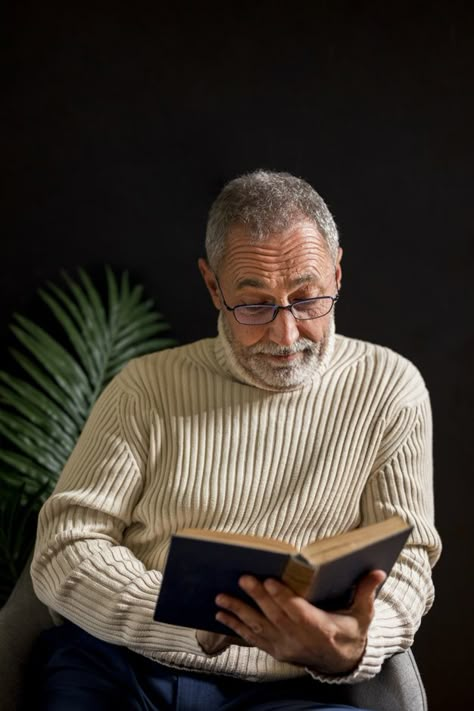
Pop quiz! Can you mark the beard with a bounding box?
[222,316,335,391]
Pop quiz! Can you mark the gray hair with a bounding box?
[205,170,339,271]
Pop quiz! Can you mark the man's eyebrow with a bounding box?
[235,273,324,290]
[235,277,267,289]
[288,273,322,288]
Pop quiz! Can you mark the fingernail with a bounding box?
[264,579,278,594]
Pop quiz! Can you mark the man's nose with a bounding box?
[266,308,300,346]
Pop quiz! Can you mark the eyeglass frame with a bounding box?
[214,274,340,326]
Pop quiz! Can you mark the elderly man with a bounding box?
[31,171,441,710]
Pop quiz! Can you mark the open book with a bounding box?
[154,515,412,634]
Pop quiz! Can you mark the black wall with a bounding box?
[2,2,473,707]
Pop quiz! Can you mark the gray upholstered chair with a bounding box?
[0,561,427,711]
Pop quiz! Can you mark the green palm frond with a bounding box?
[0,267,176,602]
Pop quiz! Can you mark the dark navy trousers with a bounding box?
[29,622,374,711]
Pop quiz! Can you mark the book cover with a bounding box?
[154,536,291,634]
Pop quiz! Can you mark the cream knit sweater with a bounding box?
[31,322,441,684]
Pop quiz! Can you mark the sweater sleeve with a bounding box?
[308,365,442,684]
[30,365,201,656]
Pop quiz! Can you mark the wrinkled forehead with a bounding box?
[219,221,334,287]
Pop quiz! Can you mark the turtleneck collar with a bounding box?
[213,313,335,393]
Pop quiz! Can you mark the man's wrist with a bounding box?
[304,637,367,676]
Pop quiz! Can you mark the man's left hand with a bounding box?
[212,570,385,674]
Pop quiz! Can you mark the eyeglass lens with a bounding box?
[234,297,334,325]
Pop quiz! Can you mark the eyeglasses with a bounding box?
[215,276,339,326]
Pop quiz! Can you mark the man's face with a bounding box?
[199,220,342,390]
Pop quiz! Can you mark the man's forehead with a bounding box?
[223,221,329,256]
[220,222,333,288]
[235,272,326,290]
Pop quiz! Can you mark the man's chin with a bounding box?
[259,352,304,367]
[244,357,316,390]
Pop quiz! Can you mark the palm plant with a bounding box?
[0,267,176,604]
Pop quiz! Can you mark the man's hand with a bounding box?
[211,570,386,674]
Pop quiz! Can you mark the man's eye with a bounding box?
[238,304,273,317]
[239,304,272,313]
[290,295,318,304]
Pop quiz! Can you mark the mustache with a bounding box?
[247,338,319,357]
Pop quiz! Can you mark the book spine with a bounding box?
[281,557,316,597]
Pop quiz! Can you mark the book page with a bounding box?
[177,528,297,554]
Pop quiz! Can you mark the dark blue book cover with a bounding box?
[305,530,411,610]
[154,536,291,634]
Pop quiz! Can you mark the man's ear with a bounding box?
[335,247,343,291]
[198,258,221,310]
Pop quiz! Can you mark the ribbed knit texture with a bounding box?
[31,326,441,684]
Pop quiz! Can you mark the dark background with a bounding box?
[1,1,473,707]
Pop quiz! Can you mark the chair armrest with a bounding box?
[345,649,428,711]
[0,555,54,711]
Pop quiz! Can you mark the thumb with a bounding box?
[351,569,387,620]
